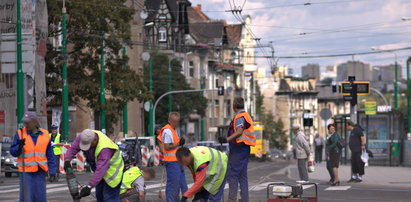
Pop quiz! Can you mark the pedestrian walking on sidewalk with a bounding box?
[347,121,366,183]
[326,124,341,186]
[218,97,255,202]
[10,111,57,202]
[293,124,311,183]
[314,133,324,163]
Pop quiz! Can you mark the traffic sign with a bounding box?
[340,81,370,95]
[365,101,377,115]
[320,108,332,120]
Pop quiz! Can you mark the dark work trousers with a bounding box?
[351,151,365,176]
[315,145,323,163]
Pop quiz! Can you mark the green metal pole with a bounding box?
[16,0,24,128]
[394,60,398,109]
[61,4,69,141]
[122,47,128,137]
[407,58,411,133]
[168,59,172,113]
[149,58,154,136]
[100,37,106,132]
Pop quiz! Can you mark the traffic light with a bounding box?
[350,83,357,106]
[218,86,224,96]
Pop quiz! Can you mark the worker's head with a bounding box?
[176,147,193,166]
[168,112,180,128]
[233,97,245,113]
[327,123,336,134]
[79,129,99,151]
[22,111,39,131]
[346,120,355,131]
[292,124,300,134]
[142,167,156,181]
[51,124,58,134]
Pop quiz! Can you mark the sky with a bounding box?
[190,0,411,77]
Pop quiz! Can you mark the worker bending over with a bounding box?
[10,112,57,202]
[219,97,255,202]
[157,112,187,202]
[120,166,155,202]
[65,129,124,201]
[177,146,227,202]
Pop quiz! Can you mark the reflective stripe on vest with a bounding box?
[159,124,180,162]
[233,112,256,146]
[17,128,50,172]
[94,130,124,188]
[190,146,228,195]
[50,133,62,155]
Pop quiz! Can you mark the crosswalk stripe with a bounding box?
[0,185,20,190]
[0,183,66,194]
[325,186,351,191]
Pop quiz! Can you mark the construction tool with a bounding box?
[65,162,81,202]
[158,166,165,199]
[19,129,28,202]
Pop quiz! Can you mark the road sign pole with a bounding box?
[394,60,398,109]
[100,36,106,132]
[407,58,411,133]
[16,0,24,128]
[61,1,69,141]
[149,57,154,136]
[122,47,128,137]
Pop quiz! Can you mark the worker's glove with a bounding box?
[17,138,25,153]
[218,137,227,144]
[180,196,188,202]
[64,161,72,172]
[179,137,186,146]
[79,186,92,197]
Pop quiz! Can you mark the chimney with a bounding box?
[194,4,202,12]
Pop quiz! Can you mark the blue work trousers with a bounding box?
[227,146,250,202]
[165,161,188,202]
[19,170,47,202]
[95,180,121,202]
[193,174,227,202]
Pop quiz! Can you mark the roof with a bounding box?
[145,0,191,22]
[225,24,242,47]
[189,21,226,45]
[187,5,210,23]
[316,84,344,102]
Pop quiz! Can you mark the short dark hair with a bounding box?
[143,167,155,178]
[176,147,191,160]
[327,123,335,130]
[346,120,355,127]
[233,97,245,109]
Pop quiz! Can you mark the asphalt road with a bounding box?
[0,159,410,201]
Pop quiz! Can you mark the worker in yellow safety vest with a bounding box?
[64,129,124,201]
[157,112,187,202]
[49,124,64,181]
[176,146,228,202]
[120,166,155,202]
[218,97,255,202]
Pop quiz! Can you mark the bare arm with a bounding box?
[227,127,244,142]
[138,190,145,202]
[164,143,179,151]
[361,136,366,149]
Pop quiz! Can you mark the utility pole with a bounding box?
[61,0,69,141]
[407,57,411,134]
[122,47,128,138]
[16,0,24,128]
[100,36,106,132]
[149,57,153,136]
[394,54,398,109]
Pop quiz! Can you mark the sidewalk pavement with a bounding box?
[298,161,411,188]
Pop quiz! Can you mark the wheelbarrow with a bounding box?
[266,182,318,202]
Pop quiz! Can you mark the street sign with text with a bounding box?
[340,81,370,95]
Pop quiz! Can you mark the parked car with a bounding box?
[214,143,229,155]
[270,149,293,160]
[1,142,18,177]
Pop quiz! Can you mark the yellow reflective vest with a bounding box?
[189,146,228,195]
[49,133,62,155]
[120,167,143,194]
[94,130,124,188]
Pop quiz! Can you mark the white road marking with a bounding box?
[325,186,351,191]
[0,183,67,194]
[0,185,20,190]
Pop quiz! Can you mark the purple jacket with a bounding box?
[65,135,115,187]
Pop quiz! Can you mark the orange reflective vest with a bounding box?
[17,128,50,172]
[158,124,180,162]
[233,111,256,146]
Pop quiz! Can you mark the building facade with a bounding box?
[302,63,320,79]
[337,61,371,81]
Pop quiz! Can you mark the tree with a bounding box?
[46,0,151,134]
[320,77,334,85]
[144,51,208,129]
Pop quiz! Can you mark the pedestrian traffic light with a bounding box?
[350,83,358,106]
[218,86,224,96]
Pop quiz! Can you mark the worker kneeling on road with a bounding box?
[177,146,228,202]
[64,129,124,201]
[120,166,155,202]
[10,111,57,202]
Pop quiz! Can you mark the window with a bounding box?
[159,27,167,42]
[189,61,194,77]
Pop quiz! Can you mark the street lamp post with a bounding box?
[16,0,24,128]
[168,58,172,113]
[407,57,411,134]
[61,0,69,141]
[123,47,128,138]
[142,52,153,136]
[100,36,106,132]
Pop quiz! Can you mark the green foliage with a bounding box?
[144,51,208,128]
[320,77,334,85]
[46,0,151,133]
